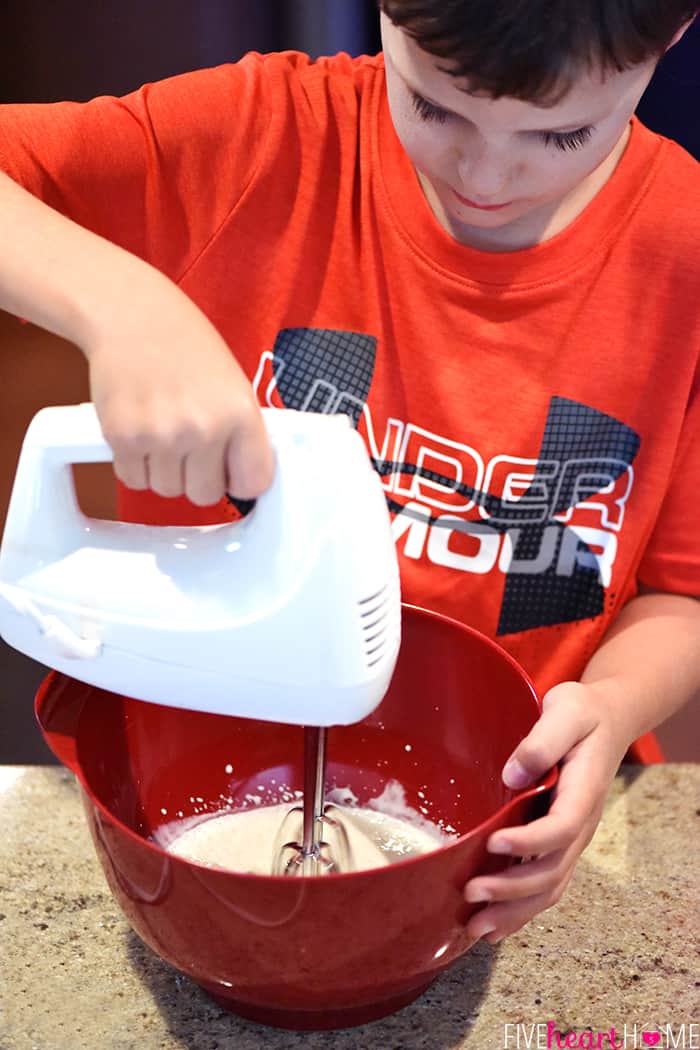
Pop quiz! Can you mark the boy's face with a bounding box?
[380,13,660,249]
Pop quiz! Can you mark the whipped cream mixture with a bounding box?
[157,784,454,875]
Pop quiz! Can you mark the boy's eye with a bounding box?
[540,126,595,152]
[411,91,449,124]
[408,88,594,151]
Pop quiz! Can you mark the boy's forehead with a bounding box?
[381,11,656,130]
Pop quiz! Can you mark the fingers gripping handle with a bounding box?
[2,402,350,585]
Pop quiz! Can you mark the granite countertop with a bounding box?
[0,764,698,1050]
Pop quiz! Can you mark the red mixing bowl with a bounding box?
[35,604,557,1031]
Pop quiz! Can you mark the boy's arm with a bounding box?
[0,169,163,345]
[0,58,278,504]
[0,170,274,503]
[580,589,700,740]
[463,590,700,943]
[506,589,700,788]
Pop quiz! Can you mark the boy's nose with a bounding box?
[456,145,509,202]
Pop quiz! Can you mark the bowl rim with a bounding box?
[35,602,559,882]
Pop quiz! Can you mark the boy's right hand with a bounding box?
[82,272,275,507]
[0,172,274,507]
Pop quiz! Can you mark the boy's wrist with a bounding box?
[582,677,639,754]
[63,240,166,357]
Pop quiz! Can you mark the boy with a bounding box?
[0,2,698,947]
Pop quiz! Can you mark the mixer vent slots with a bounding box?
[358,578,398,668]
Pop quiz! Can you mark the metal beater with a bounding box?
[272,727,352,876]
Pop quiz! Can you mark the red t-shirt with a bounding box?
[1,51,698,695]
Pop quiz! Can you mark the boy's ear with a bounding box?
[666,18,694,52]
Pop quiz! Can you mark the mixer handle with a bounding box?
[1,403,113,557]
[22,401,112,463]
[1,402,354,557]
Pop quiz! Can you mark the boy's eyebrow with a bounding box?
[402,74,595,133]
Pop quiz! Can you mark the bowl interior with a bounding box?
[42,606,541,851]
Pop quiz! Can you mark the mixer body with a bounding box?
[0,404,401,725]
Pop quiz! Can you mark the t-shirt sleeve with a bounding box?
[0,53,274,280]
[637,364,700,597]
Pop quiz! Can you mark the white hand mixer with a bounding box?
[0,403,401,875]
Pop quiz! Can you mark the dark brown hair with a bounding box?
[379,1,699,103]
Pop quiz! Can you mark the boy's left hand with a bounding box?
[463,681,629,945]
